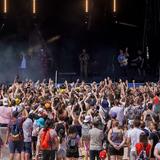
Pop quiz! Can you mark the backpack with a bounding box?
[56,123,65,138]
[10,119,23,141]
[67,136,78,153]
[102,107,109,122]
[40,129,52,150]
[101,99,110,120]
[81,124,90,139]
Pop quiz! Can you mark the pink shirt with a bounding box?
[0,106,12,124]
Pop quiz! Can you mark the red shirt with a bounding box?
[154,96,159,105]
[135,143,151,157]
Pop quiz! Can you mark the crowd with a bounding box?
[0,78,160,160]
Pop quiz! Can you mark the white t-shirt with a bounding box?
[109,106,122,115]
[128,127,143,151]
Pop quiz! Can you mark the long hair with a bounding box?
[43,119,54,131]
[139,133,148,148]
[68,125,77,135]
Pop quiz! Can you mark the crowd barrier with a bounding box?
[56,83,144,88]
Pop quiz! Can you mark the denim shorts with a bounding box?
[22,142,32,153]
[9,141,23,153]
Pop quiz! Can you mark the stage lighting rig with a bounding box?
[113,0,116,13]
[33,0,36,14]
[4,0,7,13]
[0,0,7,21]
[85,0,88,13]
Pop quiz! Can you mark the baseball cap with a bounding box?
[128,120,134,126]
[38,108,44,112]
[83,115,91,123]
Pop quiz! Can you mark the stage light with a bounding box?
[85,0,88,13]
[4,0,7,13]
[33,0,36,14]
[113,0,116,13]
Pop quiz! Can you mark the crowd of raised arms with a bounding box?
[1,78,160,160]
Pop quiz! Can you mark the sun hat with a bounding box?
[38,108,44,117]
[15,98,21,105]
[36,118,45,128]
[45,101,51,109]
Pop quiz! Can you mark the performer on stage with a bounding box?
[131,49,145,77]
[79,49,90,78]
[39,48,50,79]
[20,52,27,80]
[117,49,129,78]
